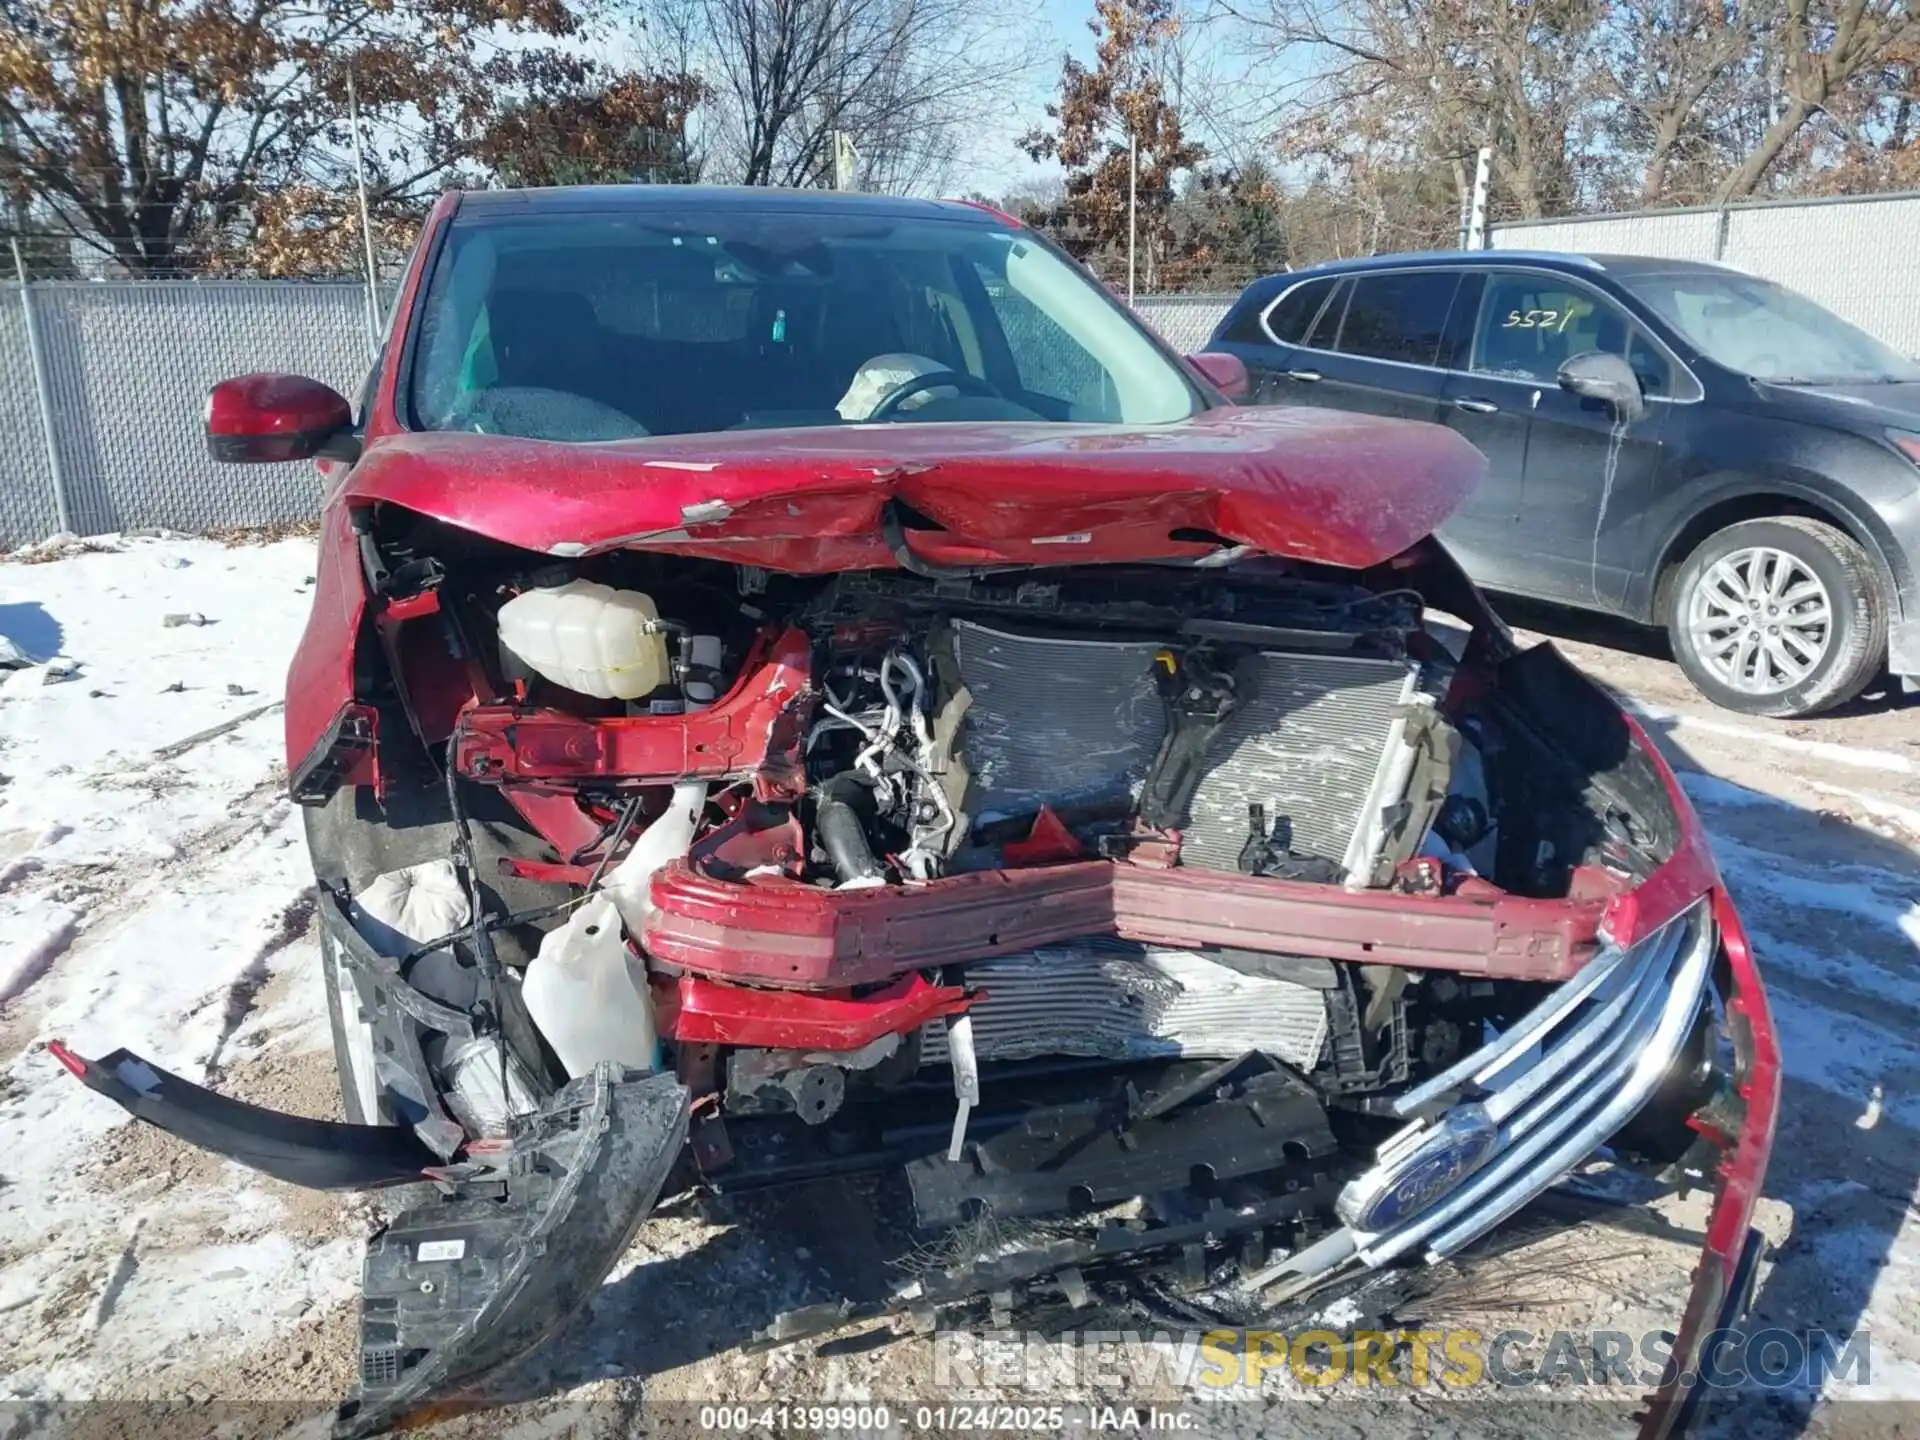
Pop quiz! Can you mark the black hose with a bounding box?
[880,500,1019,581]
[816,772,887,885]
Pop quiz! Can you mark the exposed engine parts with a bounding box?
[465,562,1460,895]
[805,646,957,885]
[380,542,1676,1209]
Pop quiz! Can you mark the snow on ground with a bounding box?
[0,534,354,1402]
[2,535,1919,1432]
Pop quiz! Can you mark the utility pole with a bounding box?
[1127,129,1138,305]
[346,65,382,353]
[1464,146,1492,251]
[13,236,72,534]
[832,132,859,191]
[1125,0,1139,305]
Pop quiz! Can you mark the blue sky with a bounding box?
[955,0,1277,200]
[956,0,1097,199]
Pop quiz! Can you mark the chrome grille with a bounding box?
[921,939,1329,1071]
[1248,902,1716,1295]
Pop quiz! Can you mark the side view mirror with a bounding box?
[1185,351,1249,401]
[1557,351,1646,425]
[206,374,360,464]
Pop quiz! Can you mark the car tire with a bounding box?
[1667,516,1885,718]
[321,923,382,1126]
[322,926,443,1211]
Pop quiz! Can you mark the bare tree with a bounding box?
[1717,0,1919,199]
[654,0,1037,192]
[1224,0,1610,219]
[0,0,594,274]
[1019,0,1206,287]
[1190,0,1915,238]
[1596,0,1760,205]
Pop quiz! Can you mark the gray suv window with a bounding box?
[1334,270,1460,366]
[1264,278,1336,344]
[1473,272,1672,396]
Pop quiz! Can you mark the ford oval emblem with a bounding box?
[1340,1105,1501,1233]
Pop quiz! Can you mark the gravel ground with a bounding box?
[3,543,1918,1439]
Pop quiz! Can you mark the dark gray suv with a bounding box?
[1208,251,1920,718]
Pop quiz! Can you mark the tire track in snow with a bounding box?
[205,889,318,1076]
[0,907,80,1010]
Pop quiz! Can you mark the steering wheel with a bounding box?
[450,387,648,442]
[867,370,1001,421]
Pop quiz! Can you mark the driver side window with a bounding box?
[1473,275,1669,397]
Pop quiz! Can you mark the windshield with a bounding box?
[407,208,1201,442]
[1620,270,1920,384]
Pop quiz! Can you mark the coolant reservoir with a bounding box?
[496,579,672,700]
[522,894,659,1078]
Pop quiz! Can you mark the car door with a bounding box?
[1306,268,1462,424]
[1446,270,1674,609]
[1214,276,1344,405]
[1436,275,1530,583]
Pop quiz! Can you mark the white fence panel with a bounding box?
[1492,209,1722,263]
[1720,195,1920,358]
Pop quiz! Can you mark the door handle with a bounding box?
[1285,368,1322,383]
[1453,397,1500,414]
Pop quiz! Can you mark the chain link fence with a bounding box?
[0,283,1244,548]
[1491,189,1920,358]
[1133,294,1235,354]
[0,280,381,546]
[4,195,1909,549]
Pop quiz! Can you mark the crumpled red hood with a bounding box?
[343,406,1486,572]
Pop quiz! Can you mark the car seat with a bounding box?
[487,289,613,405]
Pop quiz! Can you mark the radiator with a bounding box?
[951,619,1419,878]
[921,938,1329,1071]
[951,619,1168,821]
[1181,652,1420,874]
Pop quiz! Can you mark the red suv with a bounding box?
[56,186,1774,1437]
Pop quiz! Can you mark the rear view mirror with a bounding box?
[206,373,359,464]
[1558,351,1646,425]
[1186,351,1249,401]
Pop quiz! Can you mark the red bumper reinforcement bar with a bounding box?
[643,859,1605,990]
[655,971,974,1050]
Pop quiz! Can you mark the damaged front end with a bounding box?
[54,485,1776,1435]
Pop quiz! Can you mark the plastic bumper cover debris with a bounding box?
[339,1065,688,1438]
[49,1037,688,1438]
[45,1040,438,1190]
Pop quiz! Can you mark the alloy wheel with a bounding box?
[1684,545,1833,695]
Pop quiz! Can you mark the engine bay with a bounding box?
[311,516,1685,1170]
[225,520,1669,1226]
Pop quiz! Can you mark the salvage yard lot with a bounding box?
[2,533,1918,1437]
